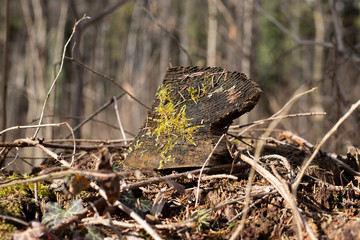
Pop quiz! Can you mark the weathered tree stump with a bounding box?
[125,66,262,169]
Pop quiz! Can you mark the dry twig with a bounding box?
[292,99,360,194]
[64,93,126,139]
[231,87,317,240]
[113,96,128,145]
[229,112,326,130]
[33,15,90,139]
[195,134,226,206]
[65,56,151,110]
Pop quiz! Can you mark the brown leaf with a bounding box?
[67,174,90,195]
[97,170,120,204]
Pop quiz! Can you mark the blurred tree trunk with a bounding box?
[50,0,68,137]
[241,0,254,76]
[69,0,84,139]
[180,0,191,66]
[120,0,142,134]
[160,1,171,78]
[207,0,217,66]
[1,0,9,142]
[311,0,325,137]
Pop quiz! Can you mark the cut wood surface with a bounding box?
[125,66,262,169]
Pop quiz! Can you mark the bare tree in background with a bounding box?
[207,0,217,66]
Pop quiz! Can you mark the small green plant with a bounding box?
[187,83,209,104]
[42,199,84,227]
[194,208,211,232]
[133,139,143,150]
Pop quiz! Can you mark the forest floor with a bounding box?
[1,130,360,240]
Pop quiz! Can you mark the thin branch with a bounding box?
[0,149,18,172]
[65,56,151,110]
[33,15,90,139]
[142,7,193,65]
[81,0,129,31]
[271,88,317,118]
[0,214,28,226]
[113,96,127,145]
[195,134,225,206]
[255,2,333,48]
[231,88,317,240]
[292,99,360,195]
[230,112,326,129]
[44,138,131,144]
[237,154,317,240]
[14,138,70,167]
[1,123,66,137]
[120,161,249,193]
[91,181,163,240]
[64,93,126,139]
[0,169,132,189]
[1,122,77,165]
[237,88,317,138]
[0,141,125,151]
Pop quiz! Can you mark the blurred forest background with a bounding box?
[1,0,360,172]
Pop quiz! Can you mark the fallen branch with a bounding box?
[292,99,360,194]
[239,153,316,240]
[120,162,249,193]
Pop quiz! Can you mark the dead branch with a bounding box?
[142,6,193,65]
[64,93,126,139]
[13,138,69,167]
[33,15,90,139]
[0,141,125,151]
[238,153,316,240]
[231,87,316,240]
[0,121,77,165]
[195,134,226,206]
[65,56,151,110]
[229,112,326,129]
[120,162,249,193]
[0,169,132,189]
[113,96,127,145]
[292,99,360,194]
[90,181,163,240]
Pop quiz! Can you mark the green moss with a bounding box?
[0,173,51,218]
[0,222,17,240]
[133,140,143,150]
[129,140,144,154]
[152,84,203,168]
[187,83,209,104]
